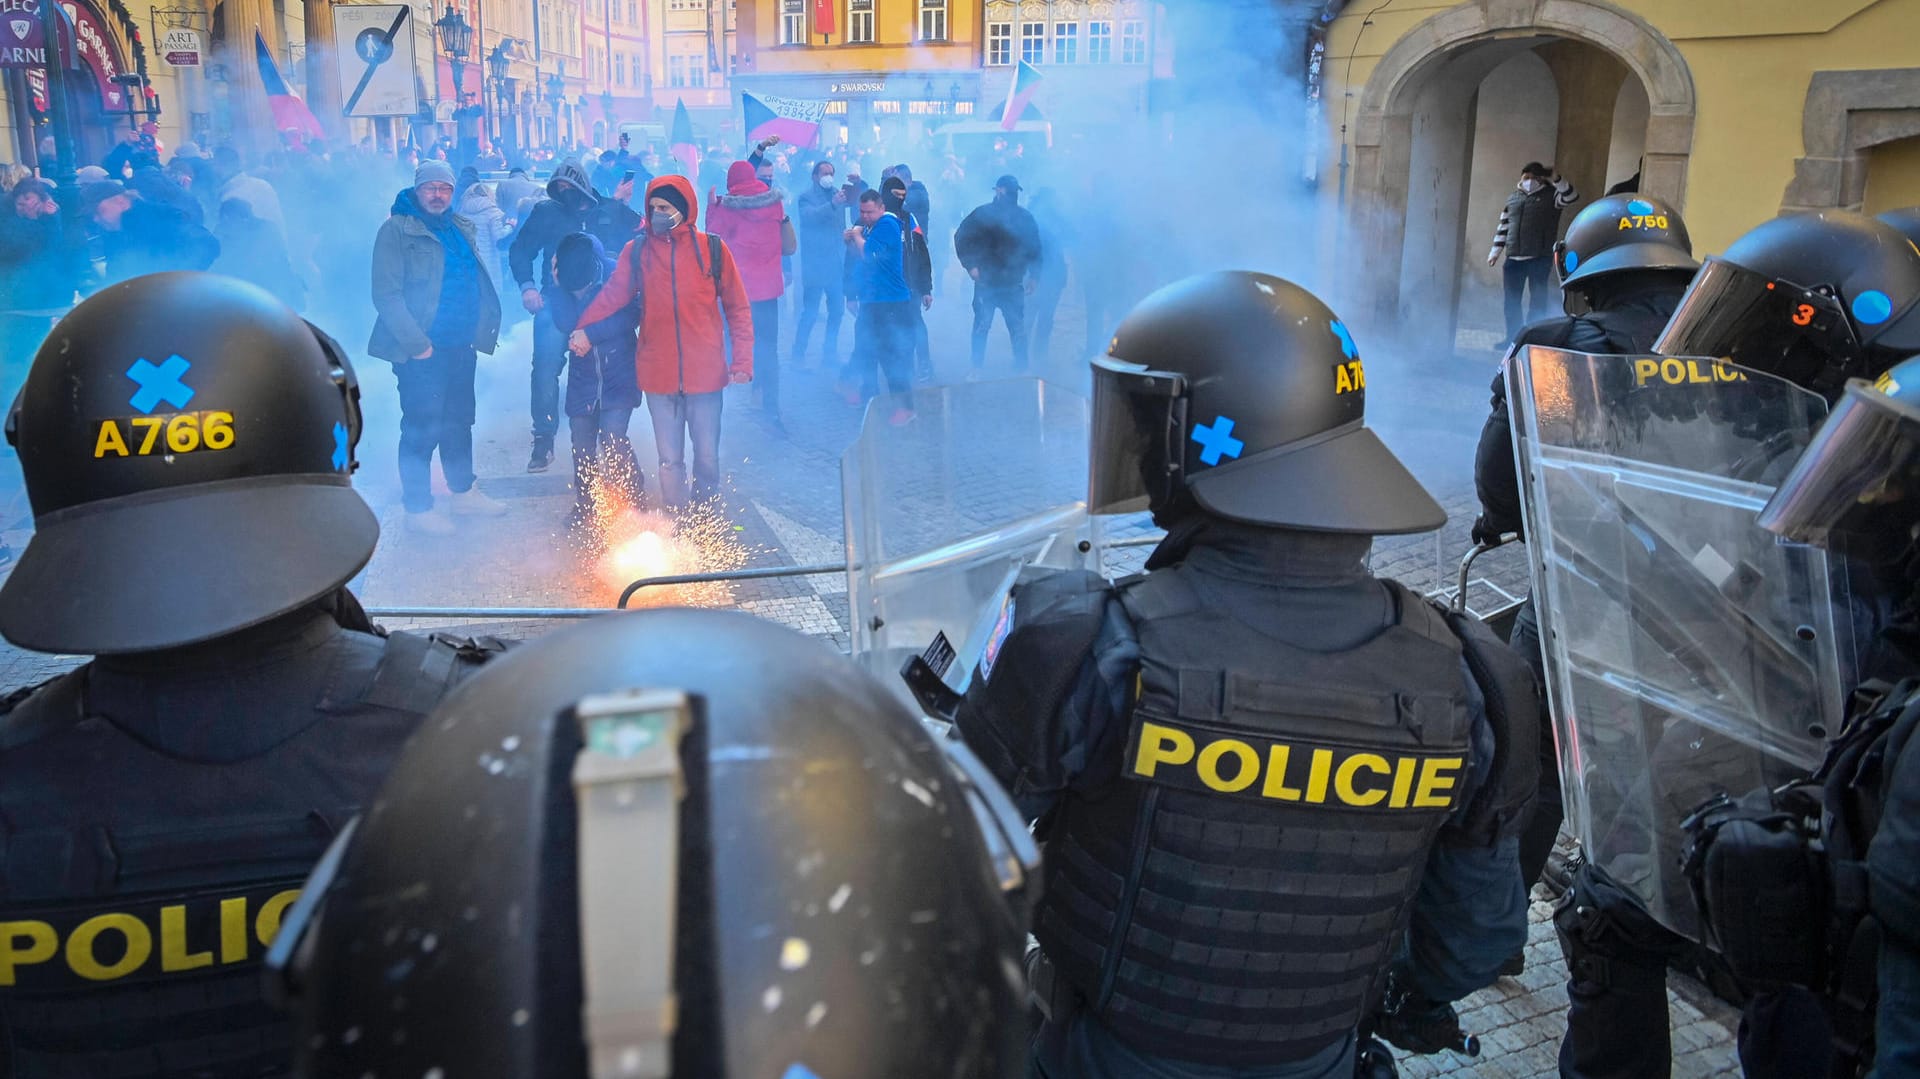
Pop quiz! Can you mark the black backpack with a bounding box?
[623,229,726,320]
[898,212,934,298]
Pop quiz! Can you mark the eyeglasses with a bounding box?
[418,182,454,195]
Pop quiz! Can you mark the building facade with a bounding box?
[1315,0,1920,342]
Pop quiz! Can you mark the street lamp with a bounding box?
[435,4,473,104]
[547,63,565,151]
[486,43,510,144]
[521,86,535,152]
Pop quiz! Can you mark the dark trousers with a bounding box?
[911,302,932,378]
[568,407,642,508]
[1031,1009,1354,1079]
[855,301,915,408]
[791,272,844,364]
[971,284,1029,370]
[1503,256,1553,342]
[750,298,781,413]
[394,344,478,513]
[530,309,566,442]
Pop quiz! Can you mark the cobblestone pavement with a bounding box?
[0,283,1746,1076]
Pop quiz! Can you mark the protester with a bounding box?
[575,176,752,510]
[888,163,936,381]
[953,174,1041,376]
[845,185,917,426]
[165,154,221,223]
[0,179,81,395]
[1486,160,1578,344]
[213,197,305,312]
[546,232,644,535]
[128,164,202,226]
[212,146,286,239]
[706,160,790,432]
[792,158,851,370]
[507,160,641,474]
[368,160,507,535]
[82,179,219,284]
[456,181,514,294]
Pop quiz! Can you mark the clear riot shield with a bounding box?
[1508,347,1849,938]
[843,379,1099,705]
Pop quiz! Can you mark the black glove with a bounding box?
[1470,513,1504,548]
[1376,996,1468,1057]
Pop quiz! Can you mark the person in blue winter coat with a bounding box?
[544,231,644,537]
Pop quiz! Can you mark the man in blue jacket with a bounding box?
[845,184,919,425]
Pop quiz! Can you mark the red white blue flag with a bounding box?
[744,92,824,149]
[1000,60,1043,131]
[255,31,324,140]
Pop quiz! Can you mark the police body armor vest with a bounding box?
[0,619,500,1079]
[1035,568,1475,1066]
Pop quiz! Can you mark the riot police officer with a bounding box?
[0,272,501,1078]
[1471,191,1700,894]
[955,270,1540,1078]
[1749,355,1920,1078]
[278,608,1037,1079]
[1533,209,1920,1079]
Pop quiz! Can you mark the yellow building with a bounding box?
[734,0,986,146]
[1315,0,1920,341]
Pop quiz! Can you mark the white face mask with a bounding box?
[818,174,836,189]
[1520,178,1543,194]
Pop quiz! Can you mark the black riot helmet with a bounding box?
[1759,353,1920,567]
[1554,193,1697,300]
[279,608,1036,1079]
[1654,210,1920,400]
[1090,270,1444,534]
[0,272,371,655]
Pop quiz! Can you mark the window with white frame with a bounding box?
[632,54,645,86]
[1020,21,1044,64]
[1053,20,1076,63]
[986,21,1010,64]
[1120,18,1146,63]
[1086,19,1111,62]
[847,0,874,43]
[615,53,626,85]
[779,0,806,44]
[918,0,946,41]
[627,0,637,22]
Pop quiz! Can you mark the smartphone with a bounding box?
[621,170,637,184]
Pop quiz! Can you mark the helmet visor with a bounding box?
[1758,380,1920,562]
[1088,356,1185,515]
[1654,256,1864,389]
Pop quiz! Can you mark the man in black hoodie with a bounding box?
[954,174,1041,375]
[506,159,641,472]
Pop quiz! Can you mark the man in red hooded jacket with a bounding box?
[706,160,790,433]
[573,175,754,509]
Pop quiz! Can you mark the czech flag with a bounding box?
[743,91,823,149]
[255,31,324,140]
[669,98,699,176]
[1000,59,1043,131]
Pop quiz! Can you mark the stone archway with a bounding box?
[1341,0,1696,333]
[1781,68,1920,214]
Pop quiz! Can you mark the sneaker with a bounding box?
[448,487,509,516]
[887,408,916,427]
[527,439,555,473]
[406,508,457,536]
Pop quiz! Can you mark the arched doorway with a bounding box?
[1342,0,1696,347]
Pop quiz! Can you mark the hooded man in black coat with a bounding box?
[505,159,642,472]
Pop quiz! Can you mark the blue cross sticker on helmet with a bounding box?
[126,355,194,414]
[331,422,350,471]
[1191,416,1244,466]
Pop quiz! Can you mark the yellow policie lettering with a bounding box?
[1131,720,1464,810]
[0,888,301,987]
[93,411,236,459]
[1616,215,1670,231]
[1632,357,1747,388]
[1334,359,1366,395]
